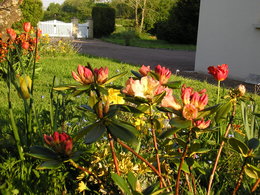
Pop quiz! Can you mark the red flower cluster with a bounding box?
[72,65,109,85]
[44,132,73,156]
[139,65,172,84]
[208,64,229,81]
[6,22,41,52]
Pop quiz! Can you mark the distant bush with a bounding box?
[156,0,200,44]
[92,6,116,38]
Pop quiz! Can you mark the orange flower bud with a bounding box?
[23,22,31,32]
[72,65,94,84]
[6,28,16,41]
[155,65,172,84]
[94,67,109,84]
[194,118,211,129]
[22,42,29,50]
[139,65,151,76]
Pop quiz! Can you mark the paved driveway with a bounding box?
[74,39,196,72]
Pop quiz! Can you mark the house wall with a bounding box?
[195,0,260,82]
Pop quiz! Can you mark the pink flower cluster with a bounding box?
[139,65,172,84]
[44,132,73,156]
[72,65,109,85]
[181,85,210,129]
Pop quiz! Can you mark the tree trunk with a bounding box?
[139,0,147,33]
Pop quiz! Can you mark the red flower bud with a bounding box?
[6,28,16,41]
[155,65,171,84]
[94,67,109,84]
[23,22,31,32]
[194,118,211,129]
[208,64,229,81]
[139,65,151,76]
[22,42,29,50]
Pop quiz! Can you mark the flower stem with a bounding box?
[251,178,260,192]
[116,139,167,188]
[108,133,120,175]
[232,157,248,195]
[175,130,192,195]
[217,80,221,104]
[207,102,236,195]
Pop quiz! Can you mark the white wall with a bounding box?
[195,0,260,82]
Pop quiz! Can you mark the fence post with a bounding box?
[71,18,78,39]
[87,19,93,39]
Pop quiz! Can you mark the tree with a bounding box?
[156,0,200,44]
[43,3,62,21]
[14,0,43,28]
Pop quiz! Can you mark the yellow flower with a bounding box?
[18,75,32,99]
[77,181,88,192]
[104,88,125,105]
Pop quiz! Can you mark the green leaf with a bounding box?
[166,81,182,89]
[111,173,132,195]
[37,160,62,170]
[148,71,159,80]
[131,70,142,79]
[104,71,128,85]
[157,106,182,117]
[215,101,232,123]
[108,121,138,146]
[75,85,91,91]
[197,104,220,118]
[247,138,260,150]
[190,148,211,156]
[127,172,137,192]
[253,113,260,117]
[244,164,260,179]
[170,117,192,128]
[152,91,166,104]
[159,128,181,139]
[53,84,77,91]
[173,138,186,148]
[173,159,190,174]
[228,137,250,157]
[143,182,159,195]
[70,151,81,161]
[74,122,104,142]
[116,105,143,114]
[124,96,149,104]
[137,104,150,112]
[84,123,106,144]
[28,146,59,160]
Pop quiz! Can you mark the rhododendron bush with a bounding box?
[0,24,259,194]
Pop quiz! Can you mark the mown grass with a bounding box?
[1,52,259,124]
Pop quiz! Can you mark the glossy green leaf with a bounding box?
[173,159,190,174]
[253,113,260,117]
[111,173,132,195]
[74,122,103,142]
[148,71,159,80]
[108,121,138,145]
[137,104,150,112]
[112,120,139,136]
[228,137,249,157]
[75,85,91,91]
[152,91,166,104]
[215,101,232,123]
[127,172,137,192]
[244,164,260,179]
[37,160,62,170]
[159,128,181,139]
[104,71,128,85]
[157,106,182,117]
[197,104,220,118]
[53,84,77,91]
[173,138,186,148]
[247,138,260,150]
[143,182,159,195]
[131,70,142,79]
[124,96,149,104]
[84,123,106,144]
[190,148,211,156]
[170,117,192,128]
[116,105,143,114]
[28,146,58,160]
[70,151,81,161]
[166,81,182,89]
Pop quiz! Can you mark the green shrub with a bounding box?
[92,6,116,38]
[156,0,200,44]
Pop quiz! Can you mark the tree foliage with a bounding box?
[156,0,200,44]
[14,0,43,28]
[43,0,95,23]
[92,5,116,38]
